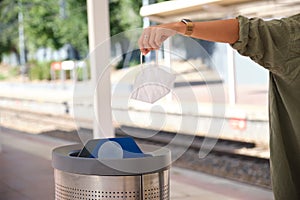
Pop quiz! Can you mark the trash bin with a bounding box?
[52,143,171,200]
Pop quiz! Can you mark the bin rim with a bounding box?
[52,143,171,176]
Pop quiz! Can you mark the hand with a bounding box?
[138,26,177,55]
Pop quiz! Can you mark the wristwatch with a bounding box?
[181,19,194,36]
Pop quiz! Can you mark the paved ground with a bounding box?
[0,129,274,200]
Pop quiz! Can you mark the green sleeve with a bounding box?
[231,14,300,79]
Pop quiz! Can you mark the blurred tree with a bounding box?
[109,0,142,36]
[109,0,143,69]
[0,0,88,62]
[57,0,88,58]
[25,0,61,50]
[25,0,88,58]
[0,0,20,60]
[1,0,149,66]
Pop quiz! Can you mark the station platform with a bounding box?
[0,129,274,200]
[0,78,270,148]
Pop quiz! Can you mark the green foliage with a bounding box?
[0,74,6,80]
[75,66,90,81]
[8,66,19,77]
[1,0,147,69]
[0,65,20,81]
[0,0,19,58]
[0,0,88,59]
[28,60,51,80]
[25,0,88,56]
[56,0,88,57]
[25,0,61,50]
[109,0,143,36]
[109,0,143,69]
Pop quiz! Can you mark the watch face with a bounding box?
[182,19,192,23]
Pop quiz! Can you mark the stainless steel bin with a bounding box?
[52,143,171,200]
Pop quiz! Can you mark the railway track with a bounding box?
[0,104,271,189]
[116,126,269,161]
[0,106,77,133]
[0,105,269,159]
[116,126,271,189]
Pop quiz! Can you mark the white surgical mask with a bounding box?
[130,52,176,104]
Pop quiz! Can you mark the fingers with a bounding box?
[149,30,159,49]
[139,27,176,55]
[139,27,159,55]
[138,28,152,55]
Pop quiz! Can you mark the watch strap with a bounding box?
[181,19,194,36]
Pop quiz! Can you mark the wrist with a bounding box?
[158,22,185,34]
[174,22,185,34]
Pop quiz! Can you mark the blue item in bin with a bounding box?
[77,137,151,159]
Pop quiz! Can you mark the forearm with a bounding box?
[139,18,239,55]
[160,19,239,44]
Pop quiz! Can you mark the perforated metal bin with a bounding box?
[52,144,171,200]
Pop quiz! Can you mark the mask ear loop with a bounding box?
[140,52,143,66]
[155,50,159,66]
[140,50,159,69]
[140,52,145,73]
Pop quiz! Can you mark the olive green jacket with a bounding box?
[232,14,300,200]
